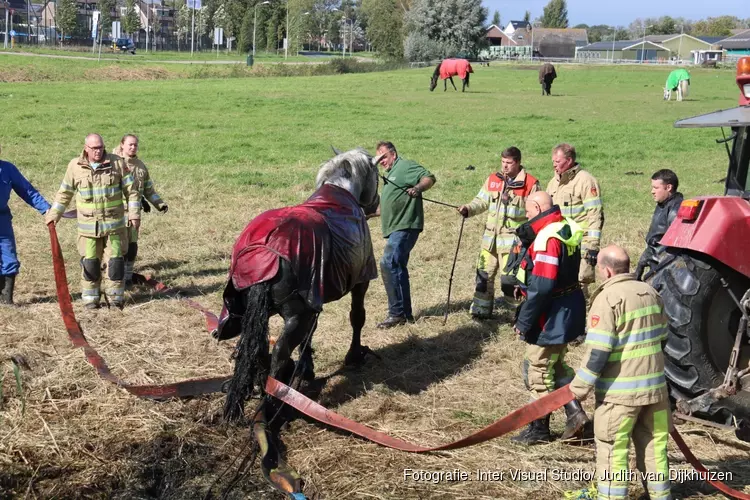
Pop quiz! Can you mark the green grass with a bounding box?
[1,45,361,62]
[0,61,746,498]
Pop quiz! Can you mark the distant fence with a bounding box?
[410,56,738,70]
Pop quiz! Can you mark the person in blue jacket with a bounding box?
[1,146,51,304]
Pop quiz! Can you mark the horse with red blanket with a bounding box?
[430,58,473,92]
[216,148,384,421]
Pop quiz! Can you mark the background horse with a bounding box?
[217,148,384,421]
[539,63,557,96]
[664,68,690,101]
[430,58,473,92]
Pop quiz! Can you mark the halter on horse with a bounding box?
[217,148,384,422]
[430,58,473,92]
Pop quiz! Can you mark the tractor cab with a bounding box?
[649,57,750,431]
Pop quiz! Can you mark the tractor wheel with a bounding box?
[649,252,750,424]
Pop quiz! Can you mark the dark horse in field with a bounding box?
[539,63,557,96]
[430,58,473,92]
[216,148,384,421]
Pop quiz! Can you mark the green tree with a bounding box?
[539,0,568,28]
[692,16,742,37]
[98,0,117,38]
[405,0,488,60]
[122,0,142,36]
[492,10,500,27]
[239,5,253,52]
[55,0,79,46]
[361,0,403,59]
[523,10,530,24]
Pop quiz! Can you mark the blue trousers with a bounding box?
[0,216,19,276]
[380,229,420,318]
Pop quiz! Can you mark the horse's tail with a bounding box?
[223,281,271,422]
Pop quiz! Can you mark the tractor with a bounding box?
[649,57,750,433]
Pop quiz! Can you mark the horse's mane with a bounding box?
[432,62,442,77]
[315,149,374,198]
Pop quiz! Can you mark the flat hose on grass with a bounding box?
[47,223,750,500]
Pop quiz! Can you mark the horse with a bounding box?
[664,68,690,101]
[216,148,384,422]
[539,63,557,96]
[430,58,473,92]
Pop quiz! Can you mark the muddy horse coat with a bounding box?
[539,63,557,96]
[431,58,473,92]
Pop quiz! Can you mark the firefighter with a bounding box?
[45,134,141,310]
[113,134,168,287]
[635,169,683,281]
[569,245,671,500]
[457,147,540,319]
[546,143,603,298]
[0,144,51,305]
[510,191,590,444]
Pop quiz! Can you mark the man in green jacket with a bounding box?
[372,141,436,328]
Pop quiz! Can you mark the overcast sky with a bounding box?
[482,0,746,27]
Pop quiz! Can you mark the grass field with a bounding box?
[1,61,749,499]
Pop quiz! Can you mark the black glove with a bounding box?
[141,197,151,213]
[635,262,647,281]
[584,249,599,266]
[158,204,168,213]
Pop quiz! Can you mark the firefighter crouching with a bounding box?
[45,134,141,309]
[570,245,671,499]
[457,147,540,319]
[509,191,591,444]
[114,134,168,287]
[546,143,603,298]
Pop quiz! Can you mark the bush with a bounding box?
[403,33,441,63]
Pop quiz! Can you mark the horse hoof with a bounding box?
[344,345,381,367]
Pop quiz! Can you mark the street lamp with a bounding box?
[295,11,309,56]
[641,23,654,63]
[332,7,347,58]
[253,0,270,58]
[677,24,684,62]
[530,21,539,61]
[611,26,616,63]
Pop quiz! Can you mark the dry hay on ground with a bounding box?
[83,65,173,81]
[1,197,750,499]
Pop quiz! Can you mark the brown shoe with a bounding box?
[377,316,406,329]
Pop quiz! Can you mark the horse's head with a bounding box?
[316,148,382,215]
[429,62,441,91]
[663,87,670,100]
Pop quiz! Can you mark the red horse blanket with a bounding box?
[439,59,473,80]
[224,183,377,312]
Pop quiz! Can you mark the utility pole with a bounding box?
[4,5,8,49]
[285,0,289,59]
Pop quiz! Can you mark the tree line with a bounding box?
[50,0,750,57]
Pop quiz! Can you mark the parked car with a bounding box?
[113,38,136,54]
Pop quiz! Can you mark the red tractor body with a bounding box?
[662,196,750,278]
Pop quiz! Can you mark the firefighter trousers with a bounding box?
[522,343,575,399]
[594,399,672,500]
[77,229,127,307]
[124,225,139,284]
[471,248,510,318]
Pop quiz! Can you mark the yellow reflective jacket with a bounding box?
[570,273,669,406]
[466,169,540,252]
[47,151,140,237]
[113,147,165,210]
[546,165,603,251]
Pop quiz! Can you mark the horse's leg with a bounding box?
[462,78,466,92]
[344,281,380,366]
[449,76,457,91]
[444,79,447,92]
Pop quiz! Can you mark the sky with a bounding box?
[481,0,747,27]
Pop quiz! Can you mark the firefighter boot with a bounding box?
[0,275,15,305]
[561,400,591,441]
[510,415,553,444]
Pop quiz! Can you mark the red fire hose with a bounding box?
[46,224,750,499]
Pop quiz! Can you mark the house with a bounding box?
[719,29,750,58]
[576,39,671,61]
[530,28,589,58]
[503,20,530,36]
[482,23,531,59]
[645,33,721,61]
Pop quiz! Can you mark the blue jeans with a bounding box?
[380,229,420,318]
[0,215,19,276]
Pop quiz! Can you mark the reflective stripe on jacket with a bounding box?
[570,273,669,406]
[546,165,603,250]
[48,151,140,236]
[466,169,540,252]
